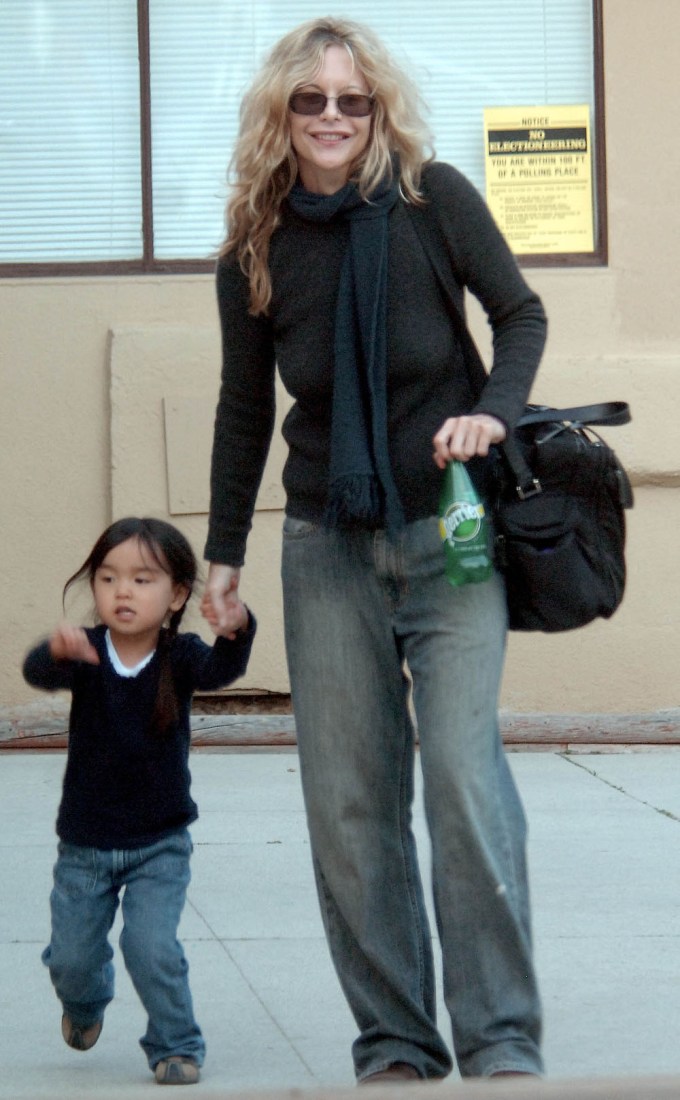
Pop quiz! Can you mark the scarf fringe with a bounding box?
[324,475,382,528]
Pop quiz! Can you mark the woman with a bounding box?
[202,17,546,1083]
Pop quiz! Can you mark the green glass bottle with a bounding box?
[438,460,494,587]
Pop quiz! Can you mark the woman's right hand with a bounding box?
[201,562,244,639]
[432,413,507,468]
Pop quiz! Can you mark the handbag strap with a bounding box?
[407,199,489,400]
[517,401,631,428]
[407,201,631,495]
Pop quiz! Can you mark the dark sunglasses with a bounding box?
[289,91,375,118]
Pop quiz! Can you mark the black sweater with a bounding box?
[206,161,547,566]
[22,621,255,849]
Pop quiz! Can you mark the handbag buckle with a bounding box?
[516,478,542,500]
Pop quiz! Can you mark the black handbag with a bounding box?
[489,401,633,631]
[408,202,634,632]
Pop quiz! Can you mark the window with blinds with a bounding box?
[0,0,601,272]
[0,3,141,262]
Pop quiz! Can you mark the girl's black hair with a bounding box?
[64,517,198,736]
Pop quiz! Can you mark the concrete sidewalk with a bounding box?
[1,748,680,1097]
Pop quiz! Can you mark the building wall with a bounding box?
[2,0,679,712]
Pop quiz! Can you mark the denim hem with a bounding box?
[148,1050,206,1071]
[61,1006,105,1029]
[462,1043,544,1079]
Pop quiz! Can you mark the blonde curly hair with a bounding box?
[223,17,433,315]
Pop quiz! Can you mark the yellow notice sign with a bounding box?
[483,105,593,254]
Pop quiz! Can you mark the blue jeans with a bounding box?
[42,829,205,1069]
[281,516,542,1080]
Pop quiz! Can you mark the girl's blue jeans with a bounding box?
[281,515,543,1080]
[42,828,205,1069]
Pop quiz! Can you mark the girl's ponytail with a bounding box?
[151,607,184,736]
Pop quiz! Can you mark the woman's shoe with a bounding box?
[490,1071,540,1078]
[154,1056,200,1085]
[360,1063,421,1085]
[61,1014,103,1051]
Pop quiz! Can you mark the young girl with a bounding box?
[23,517,255,1086]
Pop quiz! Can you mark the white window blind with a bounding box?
[0,1,141,262]
[1,0,596,266]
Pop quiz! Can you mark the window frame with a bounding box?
[0,0,606,277]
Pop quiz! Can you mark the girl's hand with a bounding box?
[432,413,507,468]
[49,623,100,665]
[201,563,247,640]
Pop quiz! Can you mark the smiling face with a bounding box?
[289,44,372,194]
[92,536,188,656]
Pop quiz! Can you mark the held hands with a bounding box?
[432,413,506,468]
[49,622,100,665]
[200,563,248,640]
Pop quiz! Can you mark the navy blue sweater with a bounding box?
[22,621,255,849]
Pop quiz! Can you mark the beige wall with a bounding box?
[2,0,679,712]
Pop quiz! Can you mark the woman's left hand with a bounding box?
[432,413,507,468]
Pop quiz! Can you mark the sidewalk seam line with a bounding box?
[183,895,319,1080]
[559,753,680,823]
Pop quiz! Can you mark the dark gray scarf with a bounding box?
[288,174,404,533]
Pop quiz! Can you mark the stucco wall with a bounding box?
[2,0,678,712]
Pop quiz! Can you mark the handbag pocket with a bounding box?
[497,492,612,632]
